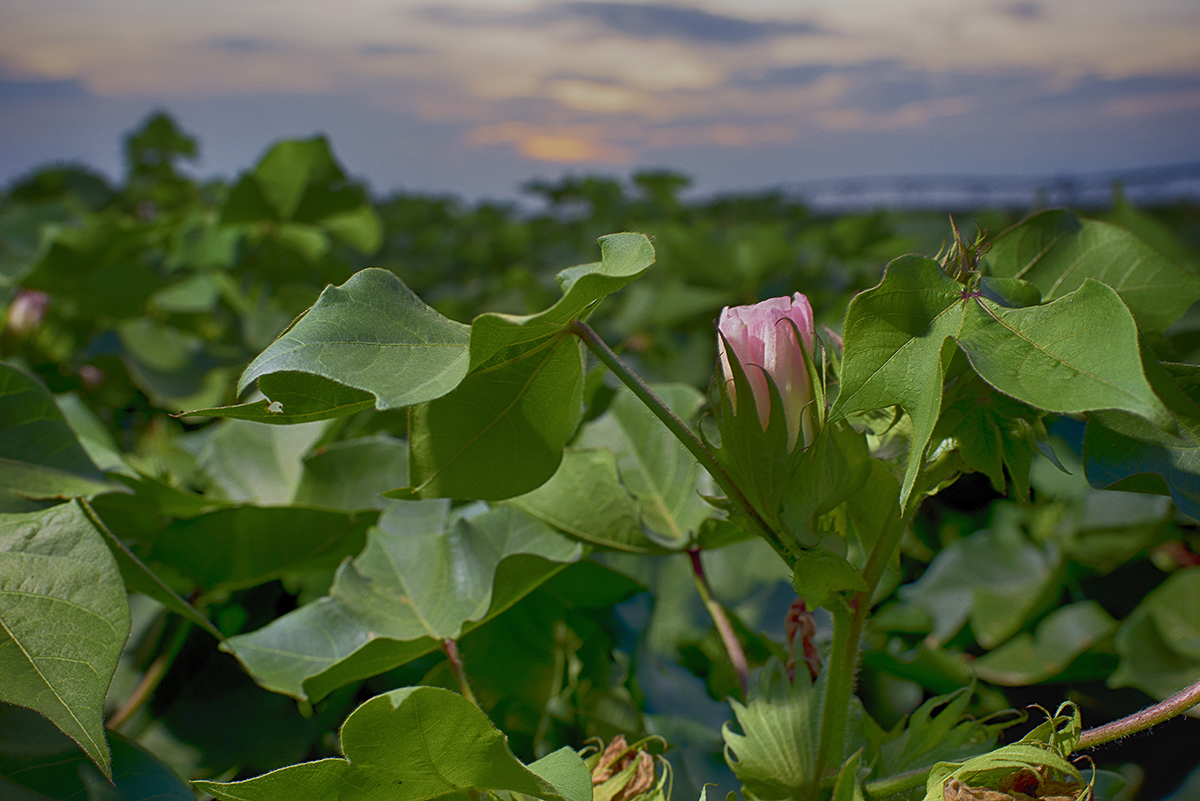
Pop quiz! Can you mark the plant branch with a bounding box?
[688,548,749,698]
[443,638,480,708]
[568,320,788,560]
[1077,677,1200,750]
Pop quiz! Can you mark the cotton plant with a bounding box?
[7,210,1200,801]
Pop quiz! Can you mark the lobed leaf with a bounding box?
[987,209,1200,332]
[832,255,1169,508]
[402,233,655,501]
[191,268,471,423]
[829,256,970,507]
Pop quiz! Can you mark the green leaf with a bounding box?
[187,375,376,425]
[0,363,128,500]
[222,137,351,222]
[194,268,471,422]
[402,233,655,501]
[55,392,137,479]
[293,435,409,511]
[225,504,581,701]
[87,502,224,641]
[1111,567,1200,703]
[574,384,714,549]
[987,209,1200,332]
[116,318,236,412]
[829,256,969,507]
[0,501,132,779]
[1082,359,1200,519]
[0,702,194,801]
[957,278,1169,427]
[404,335,584,500]
[832,256,1169,507]
[194,419,331,505]
[149,507,373,596]
[466,232,656,370]
[194,687,591,801]
[507,447,651,553]
[923,703,1085,801]
[897,507,1061,648]
[973,601,1117,686]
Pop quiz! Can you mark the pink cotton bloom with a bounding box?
[718,293,815,452]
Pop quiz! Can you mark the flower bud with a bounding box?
[717,293,815,452]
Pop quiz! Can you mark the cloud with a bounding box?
[469,121,633,163]
[738,64,840,88]
[0,76,88,102]
[421,2,821,44]
[358,43,428,57]
[557,2,821,44]
[206,37,290,54]
[1001,2,1043,20]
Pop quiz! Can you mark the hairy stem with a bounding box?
[443,638,480,708]
[1077,676,1200,750]
[812,449,964,795]
[568,320,789,561]
[688,548,750,698]
[813,600,856,798]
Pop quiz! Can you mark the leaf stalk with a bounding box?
[443,638,480,708]
[688,547,750,698]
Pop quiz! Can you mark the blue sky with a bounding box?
[2,0,1199,199]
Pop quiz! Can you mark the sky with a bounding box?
[2,0,1200,200]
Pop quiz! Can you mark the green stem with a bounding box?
[813,600,856,798]
[689,548,750,698]
[812,449,965,796]
[1077,676,1200,750]
[568,321,788,560]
